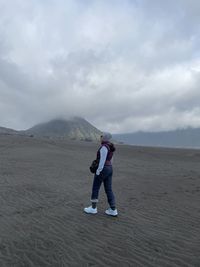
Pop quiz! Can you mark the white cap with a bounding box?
[101,132,112,142]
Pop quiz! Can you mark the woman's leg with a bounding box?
[103,168,116,209]
[91,174,103,205]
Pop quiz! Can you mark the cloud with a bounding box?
[0,0,200,132]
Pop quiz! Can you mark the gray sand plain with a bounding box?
[0,135,200,266]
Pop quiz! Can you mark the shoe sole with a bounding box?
[84,210,97,215]
[84,213,97,215]
[105,212,118,217]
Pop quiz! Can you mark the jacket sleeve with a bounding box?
[96,146,108,175]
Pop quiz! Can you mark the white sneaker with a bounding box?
[84,206,97,214]
[105,208,118,216]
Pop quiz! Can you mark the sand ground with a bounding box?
[0,135,200,267]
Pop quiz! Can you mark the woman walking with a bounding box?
[84,132,118,216]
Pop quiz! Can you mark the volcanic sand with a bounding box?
[0,135,200,266]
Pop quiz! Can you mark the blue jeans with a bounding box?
[91,165,115,208]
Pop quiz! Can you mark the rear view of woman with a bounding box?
[84,132,118,216]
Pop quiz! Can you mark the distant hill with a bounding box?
[0,126,19,135]
[21,117,102,141]
[2,119,200,148]
[113,128,200,148]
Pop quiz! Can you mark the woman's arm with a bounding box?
[96,146,108,175]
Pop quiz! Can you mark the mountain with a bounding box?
[0,126,19,135]
[21,117,102,141]
[113,128,200,148]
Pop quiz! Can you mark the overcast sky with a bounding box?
[0,0,200,133]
